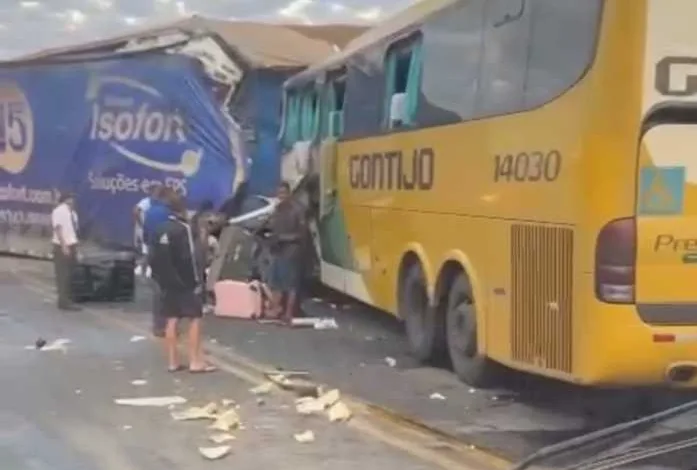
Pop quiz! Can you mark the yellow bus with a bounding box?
[279,0,697,388]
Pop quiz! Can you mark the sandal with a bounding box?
[189,364,217,374]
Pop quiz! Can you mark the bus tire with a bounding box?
[446,274,498,387]
[400,263,444,363]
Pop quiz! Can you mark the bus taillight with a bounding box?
[595,217,636,304]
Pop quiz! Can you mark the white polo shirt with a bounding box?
[136,196,151,224]
[51,203,78,246]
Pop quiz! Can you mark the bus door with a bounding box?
[317,138,352,292]
[634,120,697,325]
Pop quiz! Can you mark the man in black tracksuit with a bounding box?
[150,192,216,374]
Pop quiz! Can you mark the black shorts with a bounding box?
[160,289,203,319]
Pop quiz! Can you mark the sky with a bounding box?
[0,0,415,59]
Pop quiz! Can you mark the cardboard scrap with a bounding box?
[198,446,231,460]
[328,401,352,422]
[209,433,236,444]
[295,397,325,415]
[171,402,219,421]
[295,389,351,422]
[294,430,315,443]
[209,408,241,432]
[249,382,274,395]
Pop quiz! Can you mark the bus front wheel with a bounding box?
[400,263,445,363]
[446,275,498,387]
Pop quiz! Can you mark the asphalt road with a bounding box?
[0,259,434,470]
[10,256,697,465]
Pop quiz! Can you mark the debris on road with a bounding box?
[289,317,339,330]
[171,402,219,421]
[209,408,241,432]
[129,335,147,343]
[295,388,352,422]
[296,396,325,415]
[114,396,187,407]
[385,357,397,367]
[249,382,274,395]
[198,445,231,460]
[131,379,148,386]
[429,393,446,401]
[209,433,236,444]
[328,401,352,422]
[294,430,315,443]
[267,374,318,397]
[28,338,71,352]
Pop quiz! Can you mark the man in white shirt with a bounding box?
[51,192,80,311]
[133,184,162,276]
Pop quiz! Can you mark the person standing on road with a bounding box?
[133,184,162,276]
[142,186,174,338]
[266,181,307,325]
[150,190,216,373]
[51,191,81,311]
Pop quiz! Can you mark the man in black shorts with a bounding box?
[150,191,216,373]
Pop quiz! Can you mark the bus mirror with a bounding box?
[389,93,406,127]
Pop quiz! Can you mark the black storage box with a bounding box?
[71,248,136,303]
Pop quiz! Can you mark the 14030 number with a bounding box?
[494,150,561,182]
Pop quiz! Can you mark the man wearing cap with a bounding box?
[51,192,81,311]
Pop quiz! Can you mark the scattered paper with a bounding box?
[115,396,187,407]
[289,317,339,330]
[131,379,147,386]
[198,446,231,460]
[294,430,315,443]
[314,318,339,330]
[296,397,325,415]
[130,335,146,343]
[122,425,132,431]
[75,389,82,395]
[295,389,342,416]
[209,433,236,444]
[35,338,71,352]
[385,357,397,367]
[222,399,236,407]
[250,382,274,395]
[209,409,241,432]
[171,402,218,421]
[430,392,446,400]
[328,401,352,422]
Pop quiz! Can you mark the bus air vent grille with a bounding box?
[511,224,574,373]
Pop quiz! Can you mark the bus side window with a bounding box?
[384,36,423,129]
[300,88,320,141]
[282,92,301,147]
[523,0,602,108]
[323,74,346,138]
[476,0,532,117]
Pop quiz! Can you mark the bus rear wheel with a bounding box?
[400,263,444,363]
[446,274,498,387]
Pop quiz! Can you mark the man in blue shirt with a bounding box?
[143,187,174,337]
